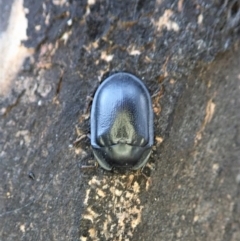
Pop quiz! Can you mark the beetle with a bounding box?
[91,72,153,170]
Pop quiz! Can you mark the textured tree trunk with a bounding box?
[1,0,240,240]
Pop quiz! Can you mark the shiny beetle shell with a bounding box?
[91,72,153,170]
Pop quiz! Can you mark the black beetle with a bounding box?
[91,72,153,170]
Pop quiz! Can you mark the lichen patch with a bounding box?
[80,174,145,240]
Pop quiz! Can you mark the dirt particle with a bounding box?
[198,14,203,25]
[155,136,163,144]
[155,9,180,32]
[20,224,25,233]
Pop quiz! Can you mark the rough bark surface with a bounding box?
[0,0,240,240]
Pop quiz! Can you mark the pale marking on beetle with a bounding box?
[80,175,144,240]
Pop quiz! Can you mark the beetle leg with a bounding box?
[140,166,153,191]
[84,95,93,115]
[73,134,88,145]
[80,160,98,170]
[140,165,150,180]
[140,169,149,180]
